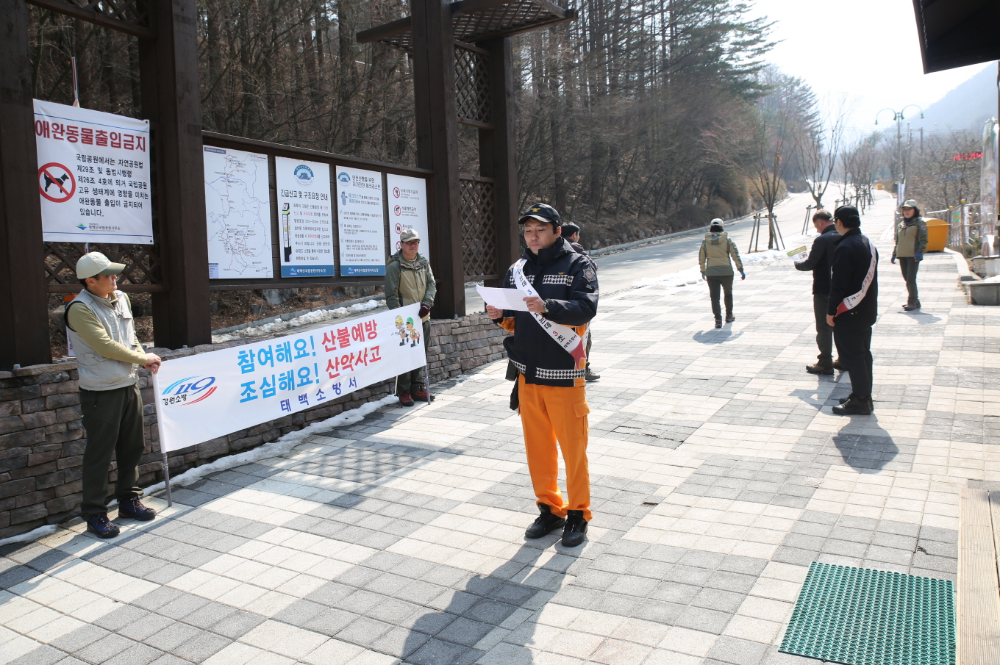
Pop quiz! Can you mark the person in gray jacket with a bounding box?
[795,209,844,375]
[891,199,928,311]
[699,219,745,328]
[66,252,162,538]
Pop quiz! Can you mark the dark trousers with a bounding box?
[80,384,145,517]
[834,324,874,400]
[707,275,734,320]
[396,319,431,393]
[899,258,920,305]
[813,294,834,365]
[585,331,593,370]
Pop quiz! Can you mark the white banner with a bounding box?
[387,174,430,261]
[336,166,386,276]
[276,157,335,278]
[154,305,424,453]
[33,100,153,244]
[204,147,273,279]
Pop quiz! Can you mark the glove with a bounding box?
[891,255,896,264]
[914,253,923,262]
[418,304,431,318]
[740,271,746,280]
[701,272,707,280]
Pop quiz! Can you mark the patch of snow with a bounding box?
[213,300,385,343]
[0,524,57,549]
[981,274,1000,283]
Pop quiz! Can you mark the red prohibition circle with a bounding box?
[38,162,76,203]
[394,205,401,216]
[393,187,400,198]
[394,223,402,234]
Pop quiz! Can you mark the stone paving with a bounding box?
[2,194,999,665]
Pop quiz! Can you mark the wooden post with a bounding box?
[0,1,51,369]
[139,0,212,348]
[485,36,520,285]
[412,0,464,318]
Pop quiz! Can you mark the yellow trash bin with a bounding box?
[924,218,949,252]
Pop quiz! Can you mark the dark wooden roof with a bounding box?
[911,0,1000,73]
[358,0,576,51]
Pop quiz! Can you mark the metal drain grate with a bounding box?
[780,562,955,665]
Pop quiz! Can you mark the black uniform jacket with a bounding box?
[493,237,599,387]
[794,225,840,295]
[827,228,878,327]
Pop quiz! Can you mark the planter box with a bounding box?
[967,281,1000,306]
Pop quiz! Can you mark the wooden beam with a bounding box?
[957,488,1000,665]
[451,0,568,20]
[357,15,412,45]
[412,0,465,319]
[139,0,212,349]
[25,0,156,39]
[0,0,52,369]
[484,36,519,288]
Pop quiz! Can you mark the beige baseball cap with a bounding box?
[76,252,125,280]
[400,229,420,242]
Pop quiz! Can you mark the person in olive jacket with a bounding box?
[699,218,745,328]
[891,199,928,311]
[385,229,436,406]
[795,209,843,375]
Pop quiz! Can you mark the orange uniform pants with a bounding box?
[518,374,592,522]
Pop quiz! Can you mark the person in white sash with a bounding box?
[486,203,598,547]
[826,206,879,416]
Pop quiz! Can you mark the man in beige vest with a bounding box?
[66,252,161,538]
[384,229,436,406]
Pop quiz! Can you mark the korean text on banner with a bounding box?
[387,174,430,261]
[276,157,335,278]
[154,305,424,453]
[33,99,153,244]
[204,147,273,279]
[337,166,387,276]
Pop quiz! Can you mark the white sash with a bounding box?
[836,235,878,316]
[512,259,588,366]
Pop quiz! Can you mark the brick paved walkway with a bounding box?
[2,194,998,665]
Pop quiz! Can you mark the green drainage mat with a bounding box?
[779,562,955,665]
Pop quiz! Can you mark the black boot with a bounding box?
[525,503,565,539]
[832,396,872,416]
[561,510,588,547]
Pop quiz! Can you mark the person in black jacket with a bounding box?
[487,203,598,547]
[795,210,843,375]
[562,222,600,382]
[827,206,878,416]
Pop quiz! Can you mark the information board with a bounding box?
[275,157,334,278]
[33,100,153,244]
[204,147,273,279]
[386,174,430,261]
[336,166,386,276]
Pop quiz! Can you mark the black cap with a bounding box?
[518,202,561,227]
[562,222,581,237]
[834,205,861,228]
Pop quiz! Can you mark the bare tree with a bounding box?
[792,96,849,210]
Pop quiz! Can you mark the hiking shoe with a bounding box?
[585,368,601,382]
[86,513,120,539]
[832,396,872,416]
[833,359,846,371]
[725,314,735,323]
[715,319,722,329]
[561,510,588,547]
[525,504,565,539]
[806,363,834,375]
[398,391,415,407]
[838,394,874,411]
[902,303,920,311]
[118,496,156,521]
[411,386,432,402]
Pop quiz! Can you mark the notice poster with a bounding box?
[153,304,424,452]
[33,99,153,244]
[204,147,273,279]
[387,174,430,260]
[275,157,334,278]
[336,166,386,276]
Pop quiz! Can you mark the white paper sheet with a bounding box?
[476,286,531,312]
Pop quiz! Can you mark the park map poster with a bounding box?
[336,166,387,276]
[33,100,153,244]
[203,147,274,279]
[275,157,335,278]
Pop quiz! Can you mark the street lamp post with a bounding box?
[876,105,924,202]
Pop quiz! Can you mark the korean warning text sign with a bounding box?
[33,99,153,244]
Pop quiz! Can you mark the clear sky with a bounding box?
[747,0,996,137]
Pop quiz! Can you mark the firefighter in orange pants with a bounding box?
[487,203,598,547]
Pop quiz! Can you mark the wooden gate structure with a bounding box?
[0,0,575,371]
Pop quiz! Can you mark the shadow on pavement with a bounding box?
[831,415,898,473]
[691,329,743,345]
[901,310,943,324]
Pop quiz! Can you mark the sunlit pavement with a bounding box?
[2,191,997,665]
